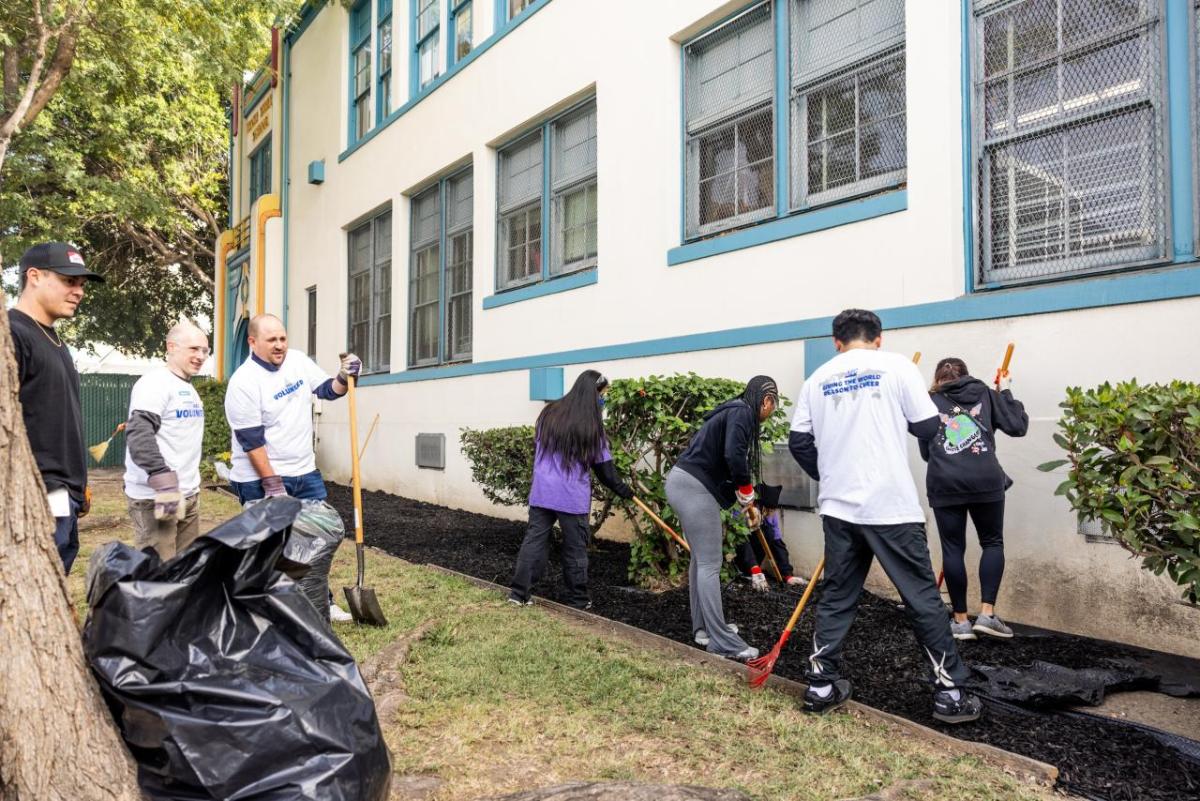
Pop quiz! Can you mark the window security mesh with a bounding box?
[551,102,598,275]
[791,0,906,208]
[498,133,544,288]
[974,0,1165,286]
[446,169,473,362]
[684,3,776,239]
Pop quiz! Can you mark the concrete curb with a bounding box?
[422,563,1059,787]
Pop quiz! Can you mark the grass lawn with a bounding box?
[71,472,1052,801]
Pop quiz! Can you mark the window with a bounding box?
[498,132,544,289]
[347,210,392,373]
[248,138,272,204]
[416,0,441,89]
[378,0,393,120]
[306,286,317,357]
[551,103,598,274]
[508,0,535,20]
[451,0,473,64]
[496,99,598,291]
[409,168,474,366]
[684,4,776,239]
[790,0,906,208]
[972,0,1165,286]
[350,1,372,141]
[681,1,909,242]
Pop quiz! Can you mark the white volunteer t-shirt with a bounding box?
[123,366,205,500]
[225,351,332,482]
[791,348,938,525]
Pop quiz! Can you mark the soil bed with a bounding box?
[327,485,1199,801]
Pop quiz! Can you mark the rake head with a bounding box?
[746,631,790,689]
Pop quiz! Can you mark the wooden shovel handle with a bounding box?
[912,351,921,365]
[995,342,1015,388]
[755,524,784,582]
[632,496,691,553]
[347,376,365,546]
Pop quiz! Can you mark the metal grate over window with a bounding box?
[498,132,544,289]
[684,2,776,239]
[445,169,473,362]
[551,101,598,275]
[973,0,1166,286]
[790,0,906,208]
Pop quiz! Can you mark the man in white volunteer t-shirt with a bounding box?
[788,309,981,725]
[124,322,209,559]
[224,313,360,504]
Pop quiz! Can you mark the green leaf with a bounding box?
[1144,455,1173,467]
[1038,459,1070,472]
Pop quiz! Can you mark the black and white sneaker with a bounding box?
[803,679,852,715]
[932,688,983,724]
[506,595,533,607]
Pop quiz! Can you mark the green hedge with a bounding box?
[194,378,230,460]
[1039,380,1200,604]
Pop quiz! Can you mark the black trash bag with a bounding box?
[969,659,1162,708]
[274,500,344,623]
[83,497,392,801]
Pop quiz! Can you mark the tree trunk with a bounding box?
[0,313,143,799]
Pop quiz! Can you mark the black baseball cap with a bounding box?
[19,242,104,282]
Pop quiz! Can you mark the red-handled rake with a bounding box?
[746,557,825,688]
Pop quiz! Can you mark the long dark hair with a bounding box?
[535,369,609,468]
[931,357,969,393]
[704,375,778,482]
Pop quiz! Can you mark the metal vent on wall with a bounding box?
[760,445,819,510]
[415,433,445,470]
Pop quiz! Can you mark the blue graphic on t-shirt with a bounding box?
[821,368,887,408]
[273,378,305,401]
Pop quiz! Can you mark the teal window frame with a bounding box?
[450,0,473,66]
[412,0,442,94]
[349,0,373,144]
[248,137,272,204]
[494,97,598,298]
[408,166,475,368]
[377,0,393,123]
[677,0,909,250]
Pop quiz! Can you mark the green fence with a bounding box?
[81,373,140,469]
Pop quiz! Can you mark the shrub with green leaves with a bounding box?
[460,373,791,587]
[1038,380,1200,604]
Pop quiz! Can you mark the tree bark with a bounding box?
[0,312,143,799]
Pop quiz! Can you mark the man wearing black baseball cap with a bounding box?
[10,242,104,572]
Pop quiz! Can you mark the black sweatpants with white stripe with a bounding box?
[805,516,970,689]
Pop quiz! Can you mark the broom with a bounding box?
[746,557,825,688]
[88,422,126,463]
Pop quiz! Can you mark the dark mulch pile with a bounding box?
[327,484,1200,801]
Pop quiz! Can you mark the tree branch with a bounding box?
[20,8,84,128]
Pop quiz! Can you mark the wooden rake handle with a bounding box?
[754,523,784,582]
[632,496,691,553]
[781,557,825,636]
[995,342,1015,388]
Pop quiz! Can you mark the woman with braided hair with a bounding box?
[665,375,779,660]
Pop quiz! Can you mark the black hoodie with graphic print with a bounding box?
[917,376,1029,508]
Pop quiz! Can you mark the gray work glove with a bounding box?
[337,352,362,385]
[262,475,287,498]
[147,471,183,521]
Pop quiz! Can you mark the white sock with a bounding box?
[811,683,834,698]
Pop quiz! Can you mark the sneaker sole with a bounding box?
[973,625,1013,639]
[803,696,850,716]
[952,631,978,641]
[933,708,982,724]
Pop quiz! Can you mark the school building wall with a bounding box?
[222,0,1200,658]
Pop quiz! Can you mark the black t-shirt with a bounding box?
[8,309,87,501]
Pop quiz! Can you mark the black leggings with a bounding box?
[932,500,1005,615]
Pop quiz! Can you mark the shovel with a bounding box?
[342,375,388,626]
[88,422,126,463]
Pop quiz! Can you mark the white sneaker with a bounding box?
[694,624,739,647]
[330,604,354,622]
[734,646,760,661]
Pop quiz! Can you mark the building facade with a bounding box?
[217,0,1200,657]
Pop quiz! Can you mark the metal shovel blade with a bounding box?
[343,543,387,626]
[343,585,387,626]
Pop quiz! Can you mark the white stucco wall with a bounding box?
[241,0,1200,657]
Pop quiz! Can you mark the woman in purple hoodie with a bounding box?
[509,370,632,609]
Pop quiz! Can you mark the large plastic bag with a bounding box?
[83,497,391,801]
[275,499,344,622]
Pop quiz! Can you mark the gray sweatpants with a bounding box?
[665,467,751,658]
